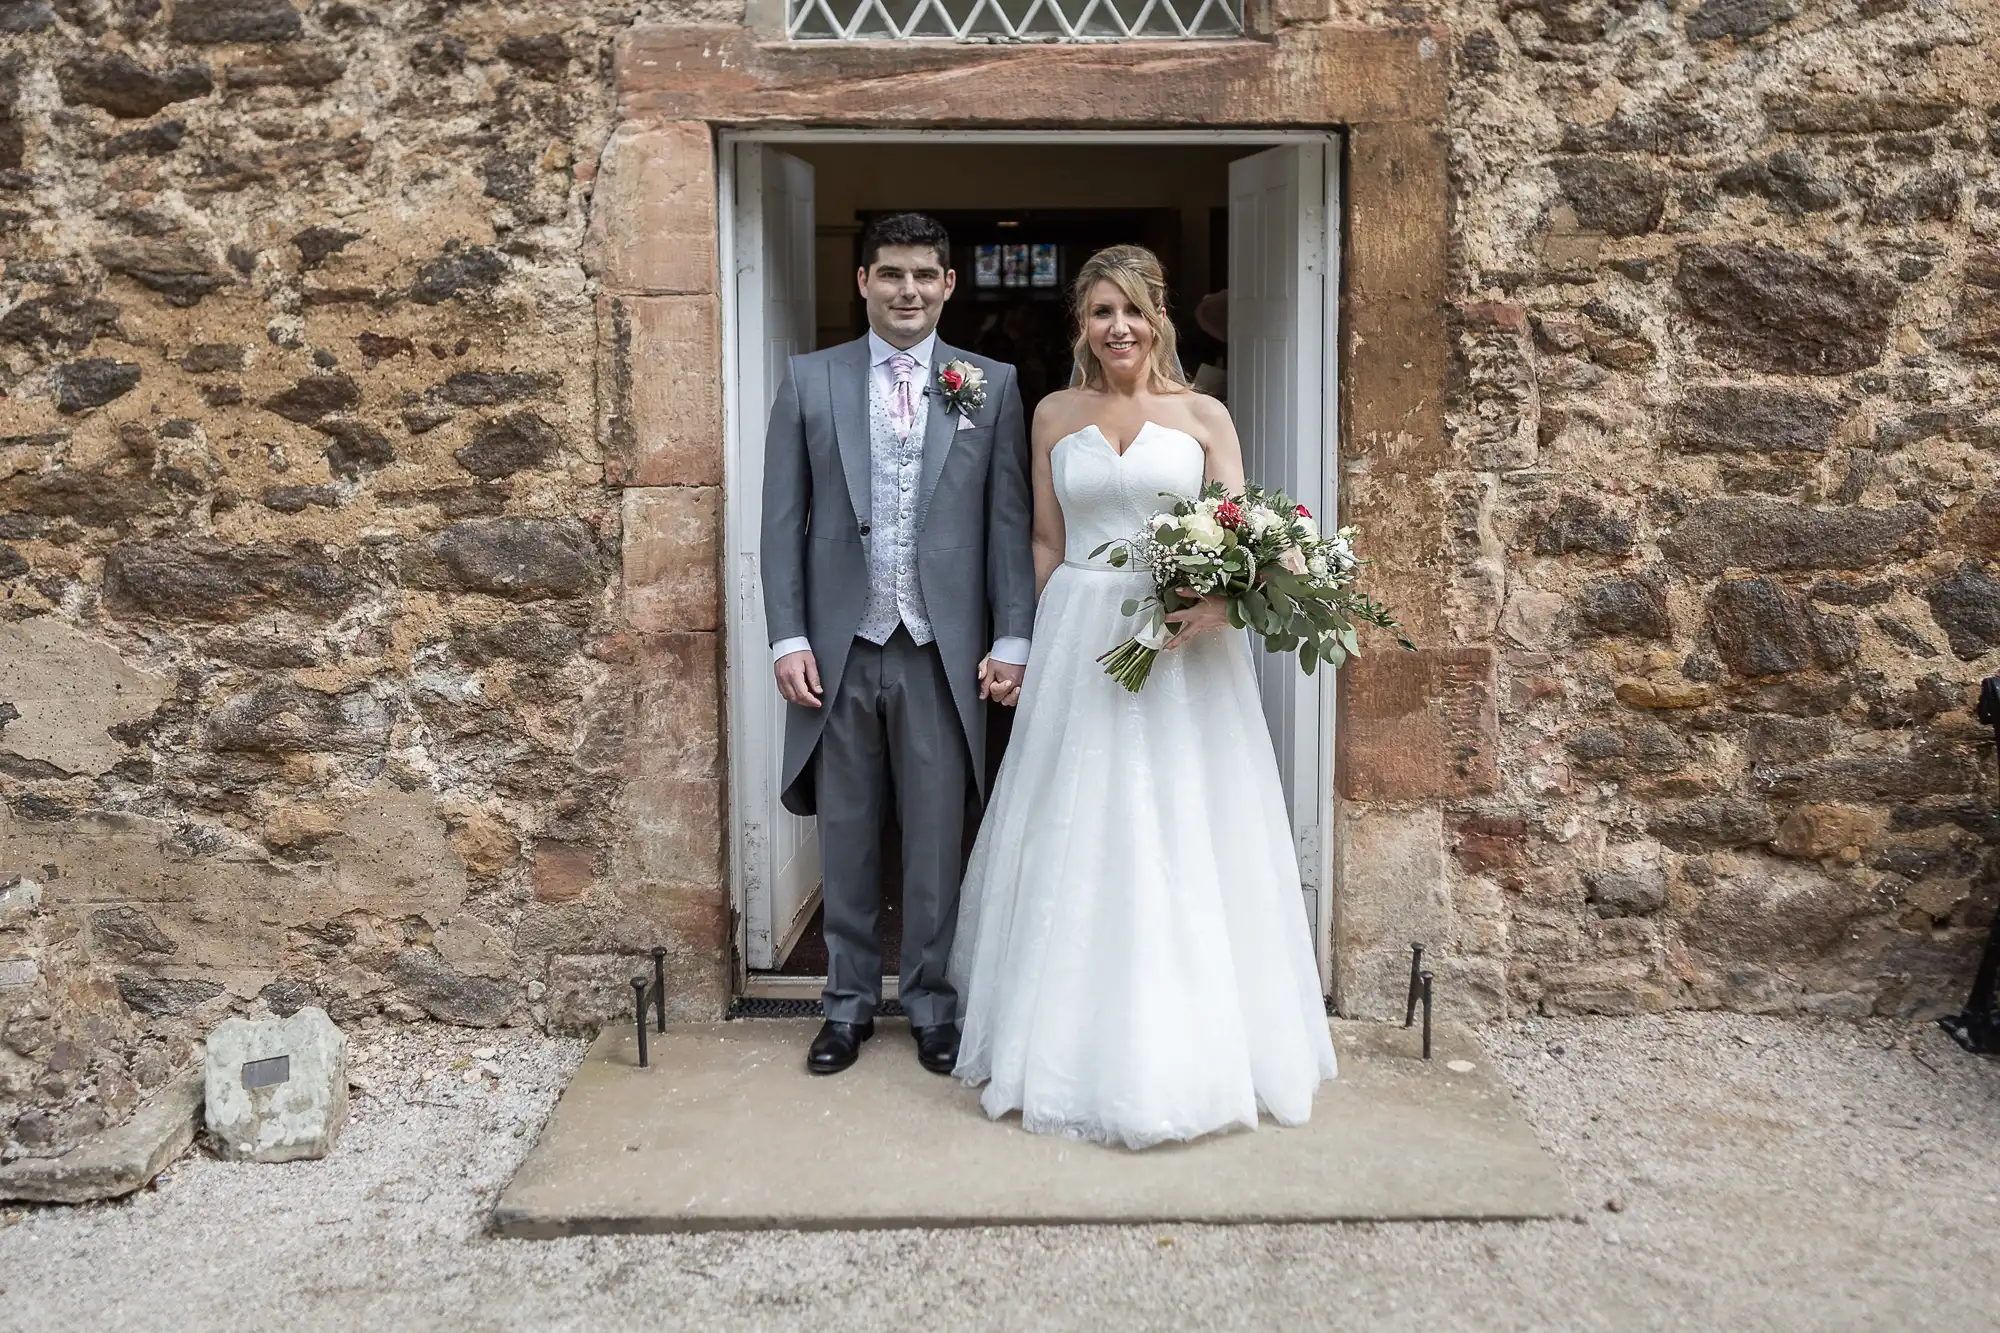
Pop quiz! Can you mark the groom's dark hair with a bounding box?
[861,213,951,272]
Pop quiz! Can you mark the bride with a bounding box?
[948,245,1337,1150]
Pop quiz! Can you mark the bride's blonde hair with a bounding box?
[1068,245,1188,394]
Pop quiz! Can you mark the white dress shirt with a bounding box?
[772,329,1030,669]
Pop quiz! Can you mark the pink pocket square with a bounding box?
[956,413,976,431]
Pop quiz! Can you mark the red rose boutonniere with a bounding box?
[937,359,987,418]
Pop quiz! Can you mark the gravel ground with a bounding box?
[3,1012,1998,1332]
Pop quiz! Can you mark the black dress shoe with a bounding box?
[807,1019,873,1075]
[912,1023,960,1075]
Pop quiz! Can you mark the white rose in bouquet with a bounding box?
[1094,482,1410,693]
[1182,512,1226,550]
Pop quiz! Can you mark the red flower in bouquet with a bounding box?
[1295,504,1312,518]
[940,367,964,392]
[1214,499,1245,529]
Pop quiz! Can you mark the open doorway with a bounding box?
[722,133,1340,999]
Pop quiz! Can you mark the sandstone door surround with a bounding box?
[588,21,1491,1018]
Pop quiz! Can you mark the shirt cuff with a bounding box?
[989,637,1031,667]
[771,636,812,663]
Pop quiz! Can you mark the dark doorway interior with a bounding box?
[844,207,1190,421]
[767,144,1248,981]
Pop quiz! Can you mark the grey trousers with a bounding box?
[817,628,969,1029]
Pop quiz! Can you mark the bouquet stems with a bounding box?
[1097,637,1160,693]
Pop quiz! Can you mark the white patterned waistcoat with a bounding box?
[855,364,934,646]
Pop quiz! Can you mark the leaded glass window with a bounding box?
[787,0,1245,41]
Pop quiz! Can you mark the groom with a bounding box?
[760,213,1036,1076]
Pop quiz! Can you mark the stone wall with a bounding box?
[0,0,714,1157]
[1,0,1997,1150]
[1421,0,2000,1016]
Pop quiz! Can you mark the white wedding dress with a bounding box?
[949,420,1337,1149]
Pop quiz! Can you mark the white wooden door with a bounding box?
[731,142,822,970]
[1228,141,1335,988]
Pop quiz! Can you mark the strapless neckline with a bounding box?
[1057,420,1199,460]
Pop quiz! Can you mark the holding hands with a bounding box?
[780,649,1023,709]
[980,657,1025,707]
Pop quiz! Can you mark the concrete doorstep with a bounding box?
[494,1019,1576,1235]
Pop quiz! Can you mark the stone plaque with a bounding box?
[240,1054,291,1090]
[204,1006,347,1163]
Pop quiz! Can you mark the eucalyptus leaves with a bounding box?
[1091,481,1411,692]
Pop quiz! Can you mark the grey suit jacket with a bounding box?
[760,335,1036,817]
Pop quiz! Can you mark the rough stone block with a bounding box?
[434,914,515,979]
[103,540,361,622]
[0,616,170,776]
[622,487,720,633]
[1687,0,1798,41]
[1585,868,1666,918]
[0,1070,202,1204]
[1497,589,1565,649]
[1534,494,1634,556]
[169,0,303,43]
[1660,498,1935,577]
[1771,804,1886,862]
[56,51,213,120]
[599,294,723,486]
[1671,385,1845,454]
[409,245,508,304]
[616,24,1446,127]
[632,632,722,782]
[1333,804,1448,1021]
[547,953,700,1033]
[1575,571,1672,642]
[1924,562,2000,660]
[53,358,141,411]
[0,876,42,929]
[1681,852,1878,968]
[1674,243,1898,376]
[386,948,515,1025]
[1762,93,1961,135]
[533,840,597,905]
[1706,578,1858,678]
[583,122,716,296]
[208,680,391,754]
[622,775,725,886]
[204,1006,348,1163]
[454,411,560,480]
[414,518,607,601]
[1551,157,1667,236]
[94,236,224,305]
[1338,647,1500,803]
[1649,797,1776,852]
[1346,123,1448,303]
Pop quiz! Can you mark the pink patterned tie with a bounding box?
[888,352,918,441]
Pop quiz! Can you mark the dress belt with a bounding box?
[1061,558,1138,575]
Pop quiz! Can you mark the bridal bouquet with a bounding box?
[1092,482,1409,693]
